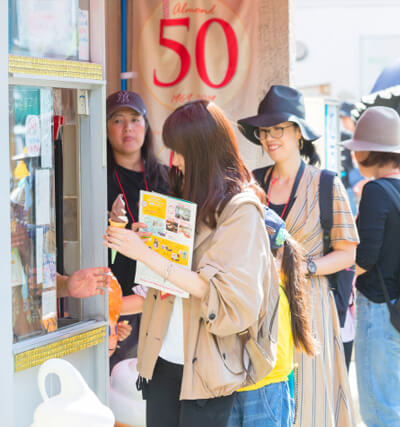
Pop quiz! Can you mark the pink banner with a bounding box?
[130,0,259,163]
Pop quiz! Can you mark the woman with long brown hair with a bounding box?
[238,85,359,427]
[229,207,316,427]
[104,100,278,427]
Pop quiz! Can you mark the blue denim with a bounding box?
[355,291,400,427]
[228,381,294,427]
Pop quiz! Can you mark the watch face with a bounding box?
[307,260,317,275]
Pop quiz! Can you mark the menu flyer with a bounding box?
[135,191,197,298]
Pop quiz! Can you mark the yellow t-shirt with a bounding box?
[239,286,293,392]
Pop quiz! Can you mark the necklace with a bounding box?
[114,159,149,223]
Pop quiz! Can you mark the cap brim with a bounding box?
[107,104,145,119]
[343,137,400,153]
[238,112,321,145]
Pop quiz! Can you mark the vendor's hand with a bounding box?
[109,194,127,222]
[104,225,150,261]
[117,321,132,342]
[67,267,111,298]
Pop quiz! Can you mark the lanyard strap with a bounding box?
[114,160,149,223]
[264,160,305,220]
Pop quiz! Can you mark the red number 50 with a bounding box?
[153,18,238,89]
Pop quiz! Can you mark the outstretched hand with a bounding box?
[67,267,111,298]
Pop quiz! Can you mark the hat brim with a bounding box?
[238,112,321,145]
[107,104,145,120]
[343,137,400,153]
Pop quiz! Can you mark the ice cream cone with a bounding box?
[109,219,128,263]
[109,219,128,228]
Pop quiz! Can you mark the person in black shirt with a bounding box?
[106,91,168,371]
[344,106,400,427]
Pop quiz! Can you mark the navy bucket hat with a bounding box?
[238,85,321,145]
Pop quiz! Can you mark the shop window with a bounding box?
[8,0,90,61]
[9,86,84,342]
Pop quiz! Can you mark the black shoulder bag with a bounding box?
[319,170,355,327]
[372,179,400,332]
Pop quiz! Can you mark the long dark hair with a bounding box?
[299,137,320,166]
[275,236,316,356]
[162,100,265,228]
[107,119,167,190]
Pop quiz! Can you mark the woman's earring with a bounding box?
[299,138,304,151]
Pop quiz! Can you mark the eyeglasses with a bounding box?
[254,124,295,140]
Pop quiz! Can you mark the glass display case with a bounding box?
[9,85,58,341]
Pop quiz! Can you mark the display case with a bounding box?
[9,85,58,342]
[8,73,109,351]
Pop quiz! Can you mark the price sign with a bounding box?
[25,115,41,157]
[137,0,251,110]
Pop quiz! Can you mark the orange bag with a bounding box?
[108,273,123,357]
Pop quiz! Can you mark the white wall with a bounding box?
[295,0,400,100]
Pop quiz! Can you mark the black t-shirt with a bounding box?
[107,164,168,296]
[356,178,400,303]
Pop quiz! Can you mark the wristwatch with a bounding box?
[306,258,317,276]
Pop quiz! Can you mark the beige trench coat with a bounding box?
[136,190,279,400]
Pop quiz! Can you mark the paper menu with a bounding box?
[135,191,197,298]
[36,227,44,284]
[40,88,53,168]
[35,168,50,225]
[11,247,26,287]
[78,9,90,61]
[25,115,41,157]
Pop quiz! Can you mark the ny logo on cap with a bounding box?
[117,91,130,104]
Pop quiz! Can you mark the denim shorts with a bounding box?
[228,381,294,427]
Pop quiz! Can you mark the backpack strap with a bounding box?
[376,264,396,312]
[319,170,336,255]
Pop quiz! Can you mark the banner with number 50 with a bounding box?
[130,0,259,162]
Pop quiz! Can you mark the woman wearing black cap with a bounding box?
[106,90,168,370]
[238,85,359,427]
